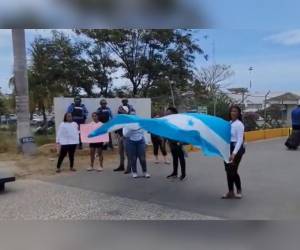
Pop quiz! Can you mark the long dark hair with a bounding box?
[229,105,243,121]
[63,112,72,122]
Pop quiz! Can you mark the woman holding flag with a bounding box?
[222,105,245,199]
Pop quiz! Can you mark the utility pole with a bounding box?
[12,29,37,155]
[264,90,271,129]
[249,66,254,89]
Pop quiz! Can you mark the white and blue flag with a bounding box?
[89,113,231,162]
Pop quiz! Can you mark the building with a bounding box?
[226,91,300,125]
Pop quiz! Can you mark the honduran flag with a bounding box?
[89,113,231,162]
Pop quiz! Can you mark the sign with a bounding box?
[198,106,208,114]
[80,123,109,144]
[20,136,35,144]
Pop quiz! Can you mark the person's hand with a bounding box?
[229,153,236,163]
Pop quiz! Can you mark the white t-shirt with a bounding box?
[56,122,79,145]
[230,119,245,154]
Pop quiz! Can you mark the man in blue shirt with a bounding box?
[291,105,300,130]
[96,99,113,149]
[67,96,89,149]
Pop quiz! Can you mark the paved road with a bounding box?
[46,138,300,219]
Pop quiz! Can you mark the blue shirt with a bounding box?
[291,107,300,126]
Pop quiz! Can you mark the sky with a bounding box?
[1,28,300,94]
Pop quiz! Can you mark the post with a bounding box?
[264,90,270,129]
[12,29,37,155]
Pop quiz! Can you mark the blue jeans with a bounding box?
[126,139,147,173]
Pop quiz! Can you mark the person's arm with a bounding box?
[109,108,113,119]
[83,105,88,120]
[122,127,130,138]
[67,104,73,113]
[232,122,245,155]
[56,123,63,144]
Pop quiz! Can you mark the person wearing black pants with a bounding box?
[165,107,186,181]
[222,105,245,199]
[57,144,77,171]
[151,134,170,164]
[56,113,79,173]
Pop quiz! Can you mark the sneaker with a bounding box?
[86,167,94,171]
[114,166,125,172]
[70,168,77,172]
[167,173,177,179]
[154,159,160,164]
[132,173,138,178]
[124,170,131,174]
[235,192,243,199]
[164,160,171,165]
[179,175,186,181]
[144,172,151,178]
[96,167,103,172]
[221,192,235,199]
[56,168,61,173]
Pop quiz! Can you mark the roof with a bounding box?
[267,92,300,102]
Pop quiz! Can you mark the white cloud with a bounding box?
[264,29,300,46]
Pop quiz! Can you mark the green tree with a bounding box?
[76,29,202,97]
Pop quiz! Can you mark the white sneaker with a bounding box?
[96,167,103,172]
[144,172,151,178]
[132,173,138,178]
[86,167,94,171]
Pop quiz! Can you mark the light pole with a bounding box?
[264,90,271,129]
[249,66,253,89]
[12,29,37,155]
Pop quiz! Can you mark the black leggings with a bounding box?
[224,143,245,192]
[152,136,167,156]
[170,143,186,176]
[57,144,77,169]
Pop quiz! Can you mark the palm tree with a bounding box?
[12,29,37,155]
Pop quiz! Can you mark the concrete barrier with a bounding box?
[245,128,290,142]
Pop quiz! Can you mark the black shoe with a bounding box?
[56,168,61,173]
[114,166,125,172]
[167,173,177,179]
[179,175,186,181]
[124,170,131,174]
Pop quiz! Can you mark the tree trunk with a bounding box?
[12,29,37,155]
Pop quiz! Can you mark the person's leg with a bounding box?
[78,123,83,149]
[68,144,77,170]
[137,140,148,175]
[124,138,132,174]
[108,133,114,149]
[153,139,159,163]
[167,145,178,178]
[114,135,125,171]
[98,147,103,167]
[89,147,96,169]
[178,146,186,180]
[232,152,243,194]
[56,145,68,171]
[223,163,235,198]
[127,140,138,176]
[161,139,170,164]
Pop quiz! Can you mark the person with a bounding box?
[86,112,104,172]
[285,104,300,150]
[96,99,113,150]
[151,114,170,164]
[118,98,135,114]
[56,113,79,173]
[165,107,186,181]
[291,104,300,130]
[114,105,131,173]
[67,96,88,149]
[123,112,150,179]
[222,105,245,199]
